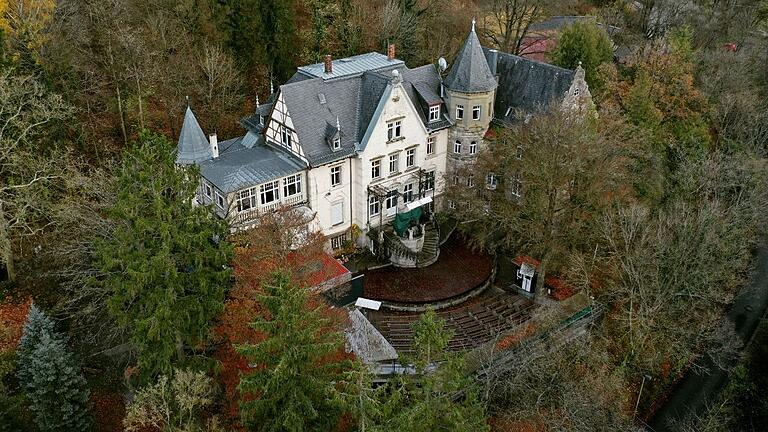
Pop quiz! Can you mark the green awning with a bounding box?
[393,207,422,236]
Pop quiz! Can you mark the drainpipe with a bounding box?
[349,157,353,233]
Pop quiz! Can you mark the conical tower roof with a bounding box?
[176,106,212,165]
[444,20,498,93]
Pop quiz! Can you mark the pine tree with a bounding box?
[373,309,490,432]
[17,305,91,432]
[236,271,350,431]
[93,131,233,382]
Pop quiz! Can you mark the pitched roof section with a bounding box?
[486,49,575,123]
[176,106,212,165]
[444,26,498,93]
[297,52,403,80]
[279,58,446,166]
[346,309,398,364]
[198,135,305,193]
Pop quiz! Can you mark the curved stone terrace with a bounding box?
[362,236,493,304]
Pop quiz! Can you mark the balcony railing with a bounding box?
[231,193,307,226]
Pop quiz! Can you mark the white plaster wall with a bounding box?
[355,83,449,230]
[307,159,353,238]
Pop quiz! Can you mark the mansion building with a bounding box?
[176,23,591,254]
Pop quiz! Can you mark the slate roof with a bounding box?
[176,106,212,165]
[485,49,575,123]
[198,135,305,193]
[279,59,446,166]
[346,309,398,364]
[444,27,498,93]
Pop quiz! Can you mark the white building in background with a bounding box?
[176,23,590,259]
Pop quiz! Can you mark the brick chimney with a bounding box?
[387,43,396,61]
[324,55,333,74]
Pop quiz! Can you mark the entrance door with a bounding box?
[521,274,532,292]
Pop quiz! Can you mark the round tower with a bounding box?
[443,19,498,178]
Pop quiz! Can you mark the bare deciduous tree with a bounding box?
[0,72,70,283]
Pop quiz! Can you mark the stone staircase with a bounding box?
[415,224,439,267]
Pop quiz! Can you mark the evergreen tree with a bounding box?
[236,271,350,431]
[17,305,91,432]
[550,21,613,90]
[92,131,233,382]
[373,310,490,432]
[219,0,297,82]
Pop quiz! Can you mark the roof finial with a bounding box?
[471,18,476,33]
[336,115,340,132]
[255,93,260,108]
[270,76,274,96]
[185,95,190,107]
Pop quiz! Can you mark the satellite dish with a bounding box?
[438,57,448,71]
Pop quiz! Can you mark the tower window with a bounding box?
[469,141,477,155]
[456,104,464,120]
[454,140,462,154]
[472,105,481,120]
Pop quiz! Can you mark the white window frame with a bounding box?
[283,174,302,197]
[204,183,212,198]
[385,191,398,213]
[215,192,225,209]
[511,172,522,197]
[456,104,464,120]
[428,105,440,122]
[424,171,435,191]
[331,233,347,250]
[281,126,292,148]
[369,195,380,216]
[405,148,415,168]
[403,183,414,202]
[426,136,435,155]
[330,165,342,187]
[259,181,280,205]
[469,141,477,155]
[237,187,255,212]
[371,159,381,179]
[516,145,523,160]
[389,153,399,174]
[331,201,344,226]
[472,105,481,120]
[454,140,462,154]
[467,174,474,188]
[486,173,498,190]
[448,200,456,209]
[332,137,341,150]
[387,120,402,141]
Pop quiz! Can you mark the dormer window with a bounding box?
[429,105,440,122]
[333,137,341,150]
[387,120,402,141]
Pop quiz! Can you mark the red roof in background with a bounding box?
[288,251,350,288]
[484,128,497,139]
[512,255,541,269]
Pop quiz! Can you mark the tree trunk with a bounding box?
[0,203,15,282]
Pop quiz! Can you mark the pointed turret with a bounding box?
[444,19,497,93]
[176,106,212,165]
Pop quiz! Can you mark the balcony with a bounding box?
[231,193,307,227]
